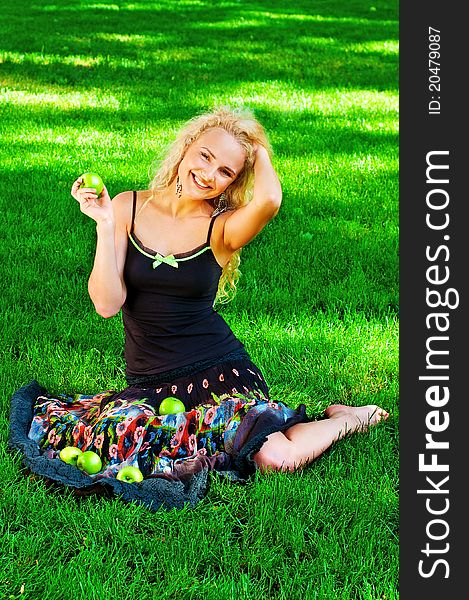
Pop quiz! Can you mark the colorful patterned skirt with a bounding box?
[27,358,309,481]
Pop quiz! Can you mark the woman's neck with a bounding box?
[153,181,213,219]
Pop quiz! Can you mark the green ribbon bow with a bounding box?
[152,253,179,269]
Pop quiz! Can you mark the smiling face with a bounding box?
[178,128,247,200]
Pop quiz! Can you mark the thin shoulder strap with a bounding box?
[206,214,219,245]
[130,190,137,232]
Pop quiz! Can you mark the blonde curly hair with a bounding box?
[147,106,273,304]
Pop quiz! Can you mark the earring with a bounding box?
[176,175,182,198]
[217,192,227,212]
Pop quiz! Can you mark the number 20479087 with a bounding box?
[428,26,441,115]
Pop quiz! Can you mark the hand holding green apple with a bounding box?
[80,172,104,196]
[71,172,113,224]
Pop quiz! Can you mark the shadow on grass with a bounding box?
[0,109,398,161]
[1,0,398,99]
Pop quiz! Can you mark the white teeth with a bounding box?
[193,174,209,188]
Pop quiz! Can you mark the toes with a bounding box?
[370,406,389,424]
[324,403,389,426]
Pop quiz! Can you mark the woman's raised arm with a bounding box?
[222,145,282,252]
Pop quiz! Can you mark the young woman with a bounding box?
[29,108,388,481]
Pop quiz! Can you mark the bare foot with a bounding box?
[324,404,389,432]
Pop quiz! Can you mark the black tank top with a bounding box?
[122,191,245,376]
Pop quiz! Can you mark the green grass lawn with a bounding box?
[0,1,399,598]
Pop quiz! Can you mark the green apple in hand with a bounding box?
[59,446,83,466]
[116,465,144,483]
[80,172,104,197]
[76,450,102,475]
[159,396,186,415]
